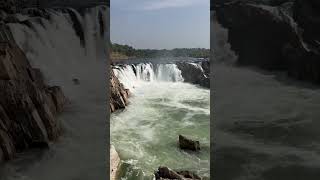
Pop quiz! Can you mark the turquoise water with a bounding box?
[111,81,210,180]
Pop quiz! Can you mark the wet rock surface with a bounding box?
[214,0,320,84]
[0,33,66,162]
[178,135,200,151]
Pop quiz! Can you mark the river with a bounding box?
[212,63,320,180]
[111,62,210,180]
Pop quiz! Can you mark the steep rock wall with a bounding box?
[214,0,320,83]
[0,29,67,162]
[110,68,130,112]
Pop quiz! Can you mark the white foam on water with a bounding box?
[111,66,210,178]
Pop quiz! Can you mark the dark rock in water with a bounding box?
[0,33,66,162]
[176,170,202,180]
[72,78,80,85]
[214,0,320,84]
[178,135,200,151]
[155,166,202,180]
[110,67,130,112]
[155,166,184,180]
[176,61,210,88]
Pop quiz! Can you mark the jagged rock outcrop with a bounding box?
[0,33,67,162]
[155,166,201,180]
[176,61,210,88]
[178,135,200,151]
[110,68,130,112]
[214,0,320,83]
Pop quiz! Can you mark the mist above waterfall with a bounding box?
[8,5,108,101]
[113,63,184,91]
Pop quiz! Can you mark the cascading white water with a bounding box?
[113,63,184,91]
[1,6,109,180]
[111,61,210,179]
[7,6,108,99]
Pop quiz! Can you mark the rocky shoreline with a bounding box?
[0,34,67,162]
[214,0,320,84]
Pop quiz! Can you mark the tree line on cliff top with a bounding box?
[111,43,210,58]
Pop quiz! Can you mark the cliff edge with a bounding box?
[0,27,67,162]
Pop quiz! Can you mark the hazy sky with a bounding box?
[111,0,210,49]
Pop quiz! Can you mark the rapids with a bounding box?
[111,62,210,180]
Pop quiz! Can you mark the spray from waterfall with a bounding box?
[7,6,108,101]
[113,63,184,91]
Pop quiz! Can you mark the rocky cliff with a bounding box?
[214,0,320,83]
[0,31,67,162]
[110,67,130,112]
[177,60,210,88]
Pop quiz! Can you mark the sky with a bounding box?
[111,0,210,50]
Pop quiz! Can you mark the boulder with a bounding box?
[176,62,210,88]
[178,135,200,151]
[155,166,184,180]
[155,166,202,180]
[176,171,202,180]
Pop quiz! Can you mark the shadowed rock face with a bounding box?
[0,31,67,162]
[214,0,320,83]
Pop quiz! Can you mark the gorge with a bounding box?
[0,1,109,179]
[110,59,210,180]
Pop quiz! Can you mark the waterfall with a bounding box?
[113,63,184,90]
[0,6,109,180]
[6,5,108,101]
